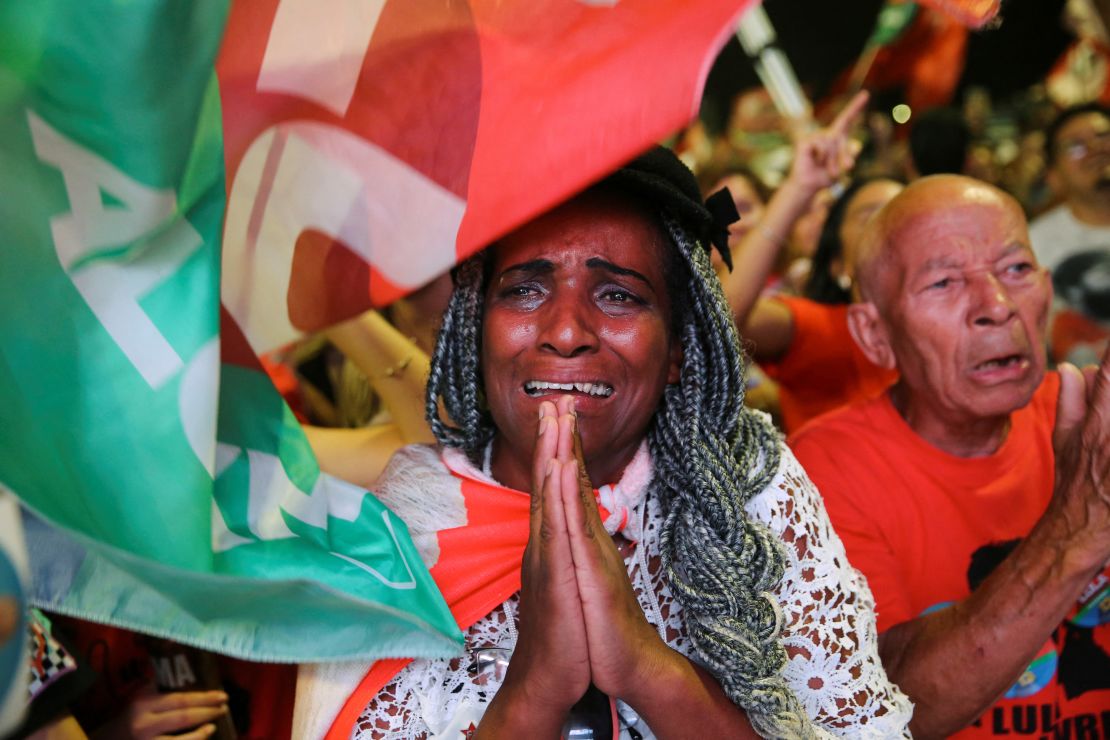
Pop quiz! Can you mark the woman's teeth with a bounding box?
[524,380,614,397]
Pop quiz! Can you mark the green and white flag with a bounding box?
[1,0,764,666]
[0,1,460,662]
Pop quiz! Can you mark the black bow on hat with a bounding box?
[607,146,740,271]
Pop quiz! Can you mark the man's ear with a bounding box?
[667,341,683,384]
[847,302,897,370]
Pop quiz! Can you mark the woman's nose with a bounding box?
[537,295,599,357]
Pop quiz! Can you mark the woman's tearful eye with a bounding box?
[598,287,644,307]
[498,282,545,304]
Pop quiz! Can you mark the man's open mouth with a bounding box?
[523,380,614,398]
[973,354,1024,371]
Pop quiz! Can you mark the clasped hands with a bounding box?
[480,396,668,734]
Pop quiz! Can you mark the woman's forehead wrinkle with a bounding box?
[490,259,553,292]
[585,257,653,287]
[499,258,554,276]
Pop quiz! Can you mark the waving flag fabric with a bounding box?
[217,0,755,353]
[839,0,984,114]
[0,0,458,663]
[0,0,752,662]
[862,4,971,111]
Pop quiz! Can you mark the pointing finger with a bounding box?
[830,90,869,137]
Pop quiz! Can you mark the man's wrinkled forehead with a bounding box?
[857,177,1027,303]
[886,190,1026,261]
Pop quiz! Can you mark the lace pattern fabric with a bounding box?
[352,446,912,739]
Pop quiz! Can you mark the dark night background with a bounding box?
[700,0,1074,131]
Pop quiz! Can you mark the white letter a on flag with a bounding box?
[27,110,204,390]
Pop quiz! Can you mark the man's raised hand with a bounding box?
[1050,343,1110,569]
[788,90,869,194]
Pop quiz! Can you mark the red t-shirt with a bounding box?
[791,374,1110,737]
[761,296,897,433]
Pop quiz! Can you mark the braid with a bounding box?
[425,254,495,463]
[426,196,813,738]
[652,213,813,738]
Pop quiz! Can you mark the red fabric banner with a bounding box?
[215,0,754,356]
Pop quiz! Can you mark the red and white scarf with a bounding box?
[321,441,652,738]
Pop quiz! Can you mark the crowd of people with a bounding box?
[13,61,1110,740]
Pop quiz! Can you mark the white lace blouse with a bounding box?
[293,442,913,739]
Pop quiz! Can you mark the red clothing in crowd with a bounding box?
[48,616,296,739]
[761,296,897,433]
[791,373,1110,738]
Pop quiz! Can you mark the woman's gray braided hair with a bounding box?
[425,147,814,738]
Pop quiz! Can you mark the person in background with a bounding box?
[300,309,437,490]
[777,188,835,295]
[696,163,783,422]
[713,92,906,434]
[699,162,770,264]
[47,615,291,740]
[13,610,95,740]
[792,175,1110,738]
[1028,102,1110,366]
[728,171,903,433]
[263,273,452,491]
[713,91,865,314]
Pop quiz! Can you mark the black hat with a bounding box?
[605,146,740,270]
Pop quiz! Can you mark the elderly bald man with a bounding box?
[791,175,1110,739]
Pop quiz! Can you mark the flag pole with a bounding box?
[846,2,920,96]
[735,4,813,130]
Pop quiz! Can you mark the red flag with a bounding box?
[216,0,754,355]
[864,6,970,111]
